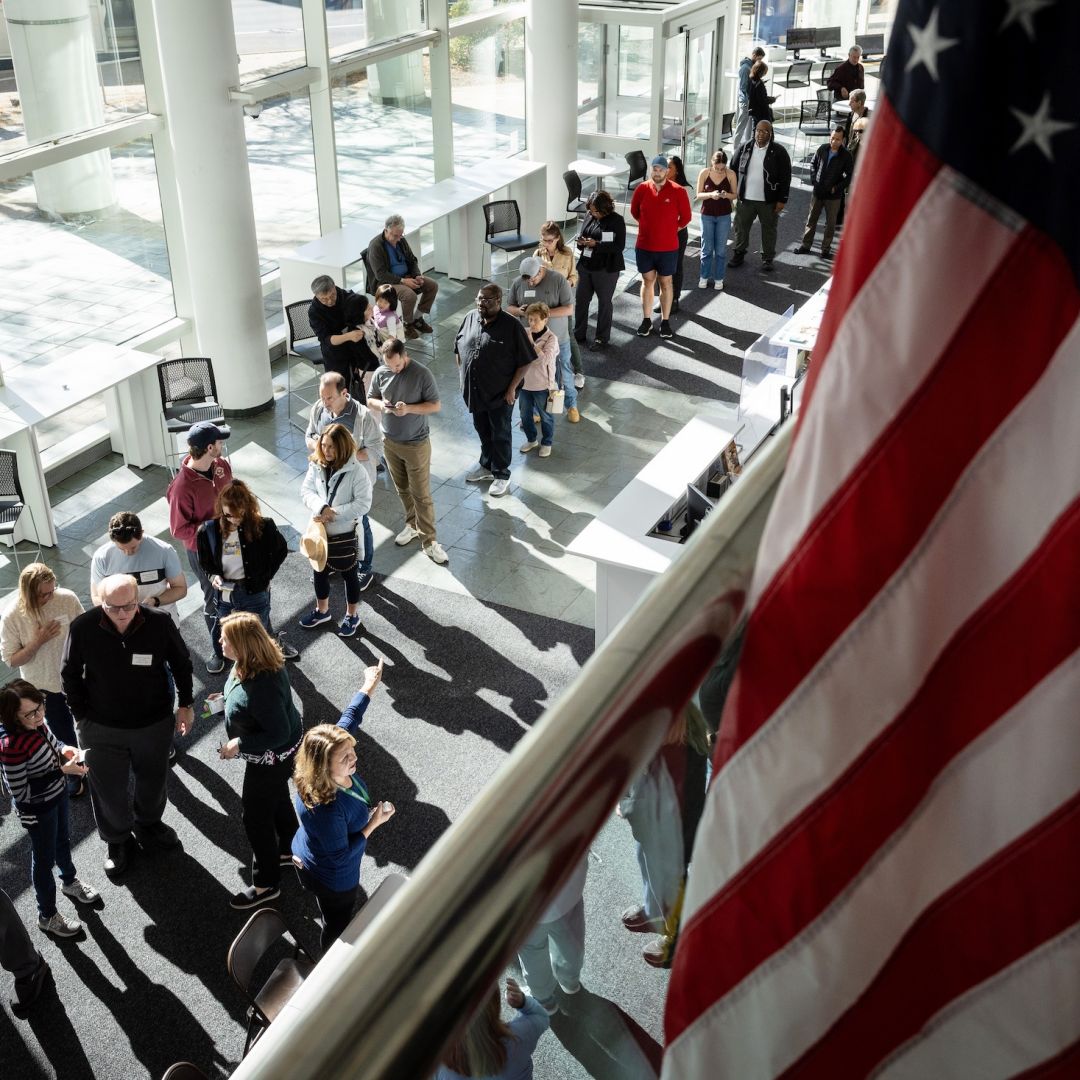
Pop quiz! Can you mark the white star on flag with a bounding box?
[1009,92,1076,161]
[905,6,960,81]
[1000,0,1055,41]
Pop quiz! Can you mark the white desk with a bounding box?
[569,157,628,192]
[278,159,547,308]
[770,277,832,360]
[0,343,166,547]
[569,416,736,644]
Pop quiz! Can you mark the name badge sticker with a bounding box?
[137,570,159,584]
[131,653,153,667]
[582,247,593,258]
[601,231,614,242]
[524,290,536,298]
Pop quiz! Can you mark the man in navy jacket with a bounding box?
[796,127,854,260]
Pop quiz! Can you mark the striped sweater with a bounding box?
[0,721,67,826]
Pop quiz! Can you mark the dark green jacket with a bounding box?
[224,667,301,763]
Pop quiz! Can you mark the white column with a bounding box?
[525,0,577,222]
[147,0,272,414]
[302,0,342,233]
[366,0,426,106]
[3,0,116,215]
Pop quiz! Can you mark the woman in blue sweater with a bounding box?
[291,660,393,953]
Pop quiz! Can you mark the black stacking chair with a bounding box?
[156,358,231,474]
[623,149,647,211]
[482,200,538,283]
[796,99,834,161]
[563,170,587,217]
[285,300,325,432]
[0,450,43,569]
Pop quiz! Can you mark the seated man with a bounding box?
[365,215,437,339]
[307,275,379,387]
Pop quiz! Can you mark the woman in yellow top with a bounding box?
[535,221,585,392]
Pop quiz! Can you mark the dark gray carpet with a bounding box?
[578,179,830,401]
[1,556,665,1080]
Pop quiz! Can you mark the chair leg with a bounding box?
[21,503,45,561]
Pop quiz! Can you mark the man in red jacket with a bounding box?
[165,421,232,672]
[630,154,692,341]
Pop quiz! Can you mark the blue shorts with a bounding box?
[635,248,679,277]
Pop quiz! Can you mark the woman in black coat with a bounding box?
[573,190,626,349]
[748,60,773,128]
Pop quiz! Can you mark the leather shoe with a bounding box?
[621,905,664,934]
[10,956,49,1015]
[104,840,130,876]
[729,253,745,267]
[134,821,180,851]
[795,245,811,254]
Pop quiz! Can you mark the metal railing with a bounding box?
[234,420,793,1079]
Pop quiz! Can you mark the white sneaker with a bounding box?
[466,465,494,483]
[698,279,710,289]
[395,523,420,546]
[573,372,585,389]
[38,911,81,938]
[538,445,552,458]
[489,478,510,498]
[61,879,100,905]
[520,440,539,454]
[424,541,449,565]
[714,280,724,291]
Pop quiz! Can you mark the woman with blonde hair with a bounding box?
[535,220,584,390]
[213,612,302,910]
[435,978,549,1079]
[0,564,85,795]
[299,422,373,639]
[291,661,393,953]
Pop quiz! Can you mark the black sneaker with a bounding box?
[104,839,131,876]
[206,655,225,674]
[761,260,775,273]
[729,253,745,267]
[229,885,281,911]
[134,822,180,851]
[168,744,177,765]
[659,320,674,340]
[277,635,299,660]
[357,572,375,592]
[795,245,811,255]
[636,318,652,337]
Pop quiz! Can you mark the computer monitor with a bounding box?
[816,25,842,53]
[683,483,715,541]
[856,33,885,58]
[785,26,816,59]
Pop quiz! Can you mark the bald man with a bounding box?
[62,574,194,877]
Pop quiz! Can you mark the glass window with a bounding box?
[0,0,148,156]
[243,92,320,274]
[332,54,436,224]
[230,0,307,82]
[0,138,174,369]
[327,0,427,60]
[577,22,604,135]
[591,25,650,139]
[450,17,526,168]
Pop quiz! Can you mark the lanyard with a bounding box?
[340,776,370,807]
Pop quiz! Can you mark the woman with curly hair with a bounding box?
[291,660,393,953]
[213,613,302,910]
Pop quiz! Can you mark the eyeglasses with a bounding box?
[103,601,138,613]
[18,702,45,722]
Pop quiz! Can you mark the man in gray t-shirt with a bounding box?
[506,257,578,417]
[366,340,447,565]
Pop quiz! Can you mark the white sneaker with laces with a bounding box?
[538,445,552,458]
[466,465,494,483]
[424,541,449,565]
[61,879,100,905]
[395,523,420,546]
[38,911,82,938]
[698,279,710,289]
[489,478,510,498]
[714,280,724,291]
[520,440,539,453]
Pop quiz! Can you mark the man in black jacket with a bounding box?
[61,575,195,877]
[307,275,378,386]
[797,127,854,260]
[365,214,438,337]
[730,121,791,273]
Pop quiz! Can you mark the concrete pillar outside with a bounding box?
[525,0,577,222]
[366,0,426,106]
[149,0,272,414]
[3,0,116,216]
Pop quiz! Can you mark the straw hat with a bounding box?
[300,519,328,572]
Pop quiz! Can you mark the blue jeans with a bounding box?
[216,583,273,633]
[556,340,577,410]
[187,547,221,659]
[518,389,554,446]
[25,791,76,918]
[360,514,373,576]
[700,214,732,282]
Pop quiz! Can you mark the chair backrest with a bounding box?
[360,250,373,296]
[563,169,583,207]
[161,1064,211,1080]
[821,59,842,83]
[157,358,218,410]
[0,449,21,505]
[227,907,292,1001]
[785,59,813,88]
[720,111,734,138]
[816,87,833,102]
[799,99,834,129]
[483,199,522,239]
[625,149,647,185]
[285,300,316,350]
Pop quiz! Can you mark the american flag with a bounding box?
[663,1,1080,1076]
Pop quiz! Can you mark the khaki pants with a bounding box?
[391,279,438,324]
[383,435,436,544]
[801,195,842,255]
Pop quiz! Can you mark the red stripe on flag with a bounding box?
[798,97,942,423]
[665,496,1080,1045]
[716,235,1080,770]
[1010,1038,1080,1079]
[779,795,1080,1078]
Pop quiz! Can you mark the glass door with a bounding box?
[682,24,716,172]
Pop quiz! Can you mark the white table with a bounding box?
[569,416,737,645]
[0,343,166,547]
[278,159,547,308]
[770,277,832,360]
[568,157,628,193]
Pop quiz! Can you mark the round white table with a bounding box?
[568,157,628,192]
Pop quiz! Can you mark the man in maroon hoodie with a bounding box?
[166,421,232,672]
[629,153,692,341]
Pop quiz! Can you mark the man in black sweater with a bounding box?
[796,127,854,260]
[307,275,378,386]
[61,574,195,877]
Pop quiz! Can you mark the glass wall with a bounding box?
[450,16,526,168]
[328,0,427,60]
[230,0,307,82]
[0,138,174,369]
[577,22,603,135]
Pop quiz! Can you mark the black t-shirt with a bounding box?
[455,309,533,413]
